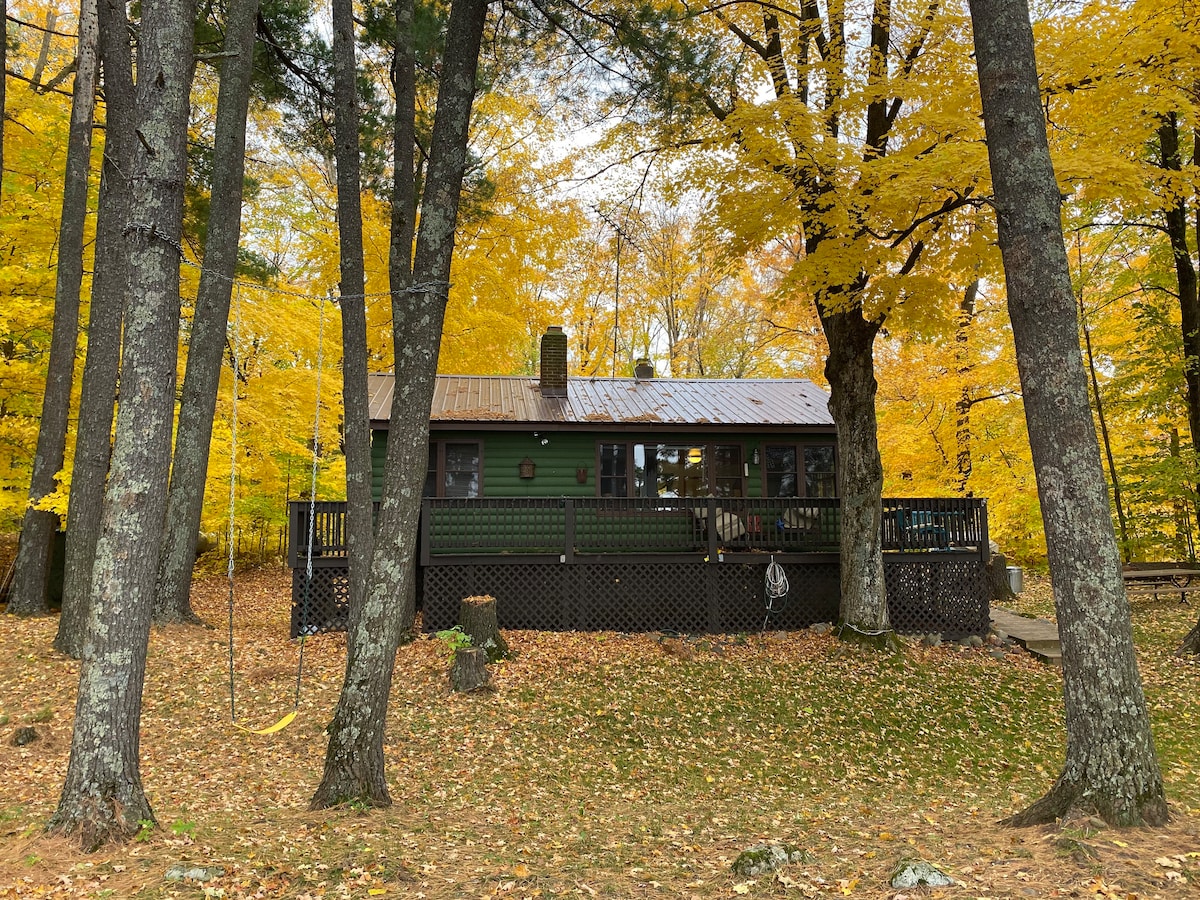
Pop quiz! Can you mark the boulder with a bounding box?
[890,860,954,889]
[731,843,810,877]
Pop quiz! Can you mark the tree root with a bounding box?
[836,622,903,652]
[1002,776,1170,828]
[47,794,155,852]
[1177,618,1200,656]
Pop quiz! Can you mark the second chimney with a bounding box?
[540,326,568,398]
[634,358,655,380]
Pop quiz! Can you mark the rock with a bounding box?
[10,726,38,746]
[731,843,810,877]
[809,623,833,635]
[164,864,225,883]
[921,633,942,647]
[989,649,1008,661]
[890,860,955,889]
[967,635,984,648]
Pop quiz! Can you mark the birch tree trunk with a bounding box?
[155,0,261,625]
[48,0,195,848]
[7,0,99,617]
[311,0,488,809]
[968,0,1168,827]
[55,0,136,657]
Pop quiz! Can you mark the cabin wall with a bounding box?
[370,429,831,500]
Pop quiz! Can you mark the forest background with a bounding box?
[0,0,1197,569]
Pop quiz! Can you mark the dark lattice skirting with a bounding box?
[884,556,991,638]
[420,561,842,634]
[290,566,349,636]
[290,557,988,638]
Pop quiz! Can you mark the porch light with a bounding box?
[688,447,703,464]
[752,447,760,465]
[518,457,537,479]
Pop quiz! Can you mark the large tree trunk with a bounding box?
[7,0,99,617]
[968,0,1167,827]
[954,281,978,494]
[155,0,261,625]
[330,0,374,627]
[1157,116,1200,507]
[1,4,6,209]
[311,0,488,810]
[819,306,894,646]
[56,0,136,657]
[48,0,194,848]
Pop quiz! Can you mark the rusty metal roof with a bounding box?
[367,373,833,430]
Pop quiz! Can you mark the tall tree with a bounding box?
[967,0,1168,826]
[155,0,262,624]
[331,0,374,623]
[311,0,488,808]
[48,0,195,847]
[6,0,100,616]
[538,1,983,642]
[1,2,7,209]
[55,0,137,657]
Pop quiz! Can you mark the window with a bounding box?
[599,443,629,497]
[425,441,481,498]
[765,443,836,497]
[598,442,744,497]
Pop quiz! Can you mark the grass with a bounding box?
[0,567,1198,898]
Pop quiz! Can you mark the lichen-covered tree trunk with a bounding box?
[968,0,1167,827]
[155,0,261,625]
[311,0,488,809]
[7,0,99,617]
[48,0,194,847]
[329,0,375,628]
[55,0,136,658]
[819,306,893,644]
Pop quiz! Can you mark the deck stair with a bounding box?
[990,606,1062,667]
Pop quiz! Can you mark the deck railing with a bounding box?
[288,496,988,565]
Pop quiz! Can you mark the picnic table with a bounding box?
[1122,567,1200,602]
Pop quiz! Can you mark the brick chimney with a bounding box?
[540,326,568,398]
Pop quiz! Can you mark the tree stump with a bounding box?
[985,551,1016,602]
[449,647,491,692]
[458,594,509,662]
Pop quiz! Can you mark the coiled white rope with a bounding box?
[763,555,790,633]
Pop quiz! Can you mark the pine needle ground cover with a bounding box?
[1,570,1198,899]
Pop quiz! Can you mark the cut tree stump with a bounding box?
[986,551,1016,602]
[459,594,509,662]
[449,647,491,692]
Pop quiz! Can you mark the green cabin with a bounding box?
[289,327,990,637]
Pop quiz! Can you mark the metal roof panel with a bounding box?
[368,373,833,429]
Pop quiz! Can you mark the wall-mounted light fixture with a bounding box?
[752,447,760,465]
[576,467,588,484]
[687,447,703,464]
[518,457,536,479]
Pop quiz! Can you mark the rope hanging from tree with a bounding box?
[224,290,326,734]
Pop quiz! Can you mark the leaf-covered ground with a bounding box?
[1,568,1199,899]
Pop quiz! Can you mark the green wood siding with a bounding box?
[371,429,835,502]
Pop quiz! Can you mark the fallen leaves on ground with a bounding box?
[0,569,1198,898]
